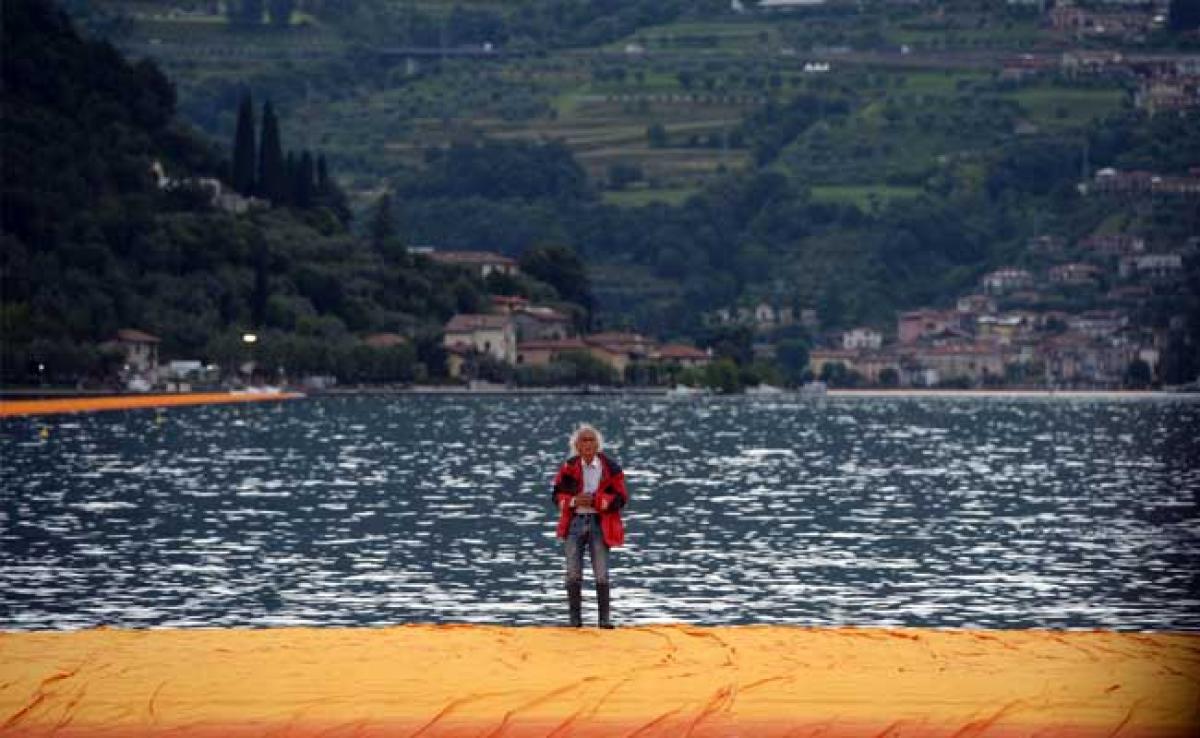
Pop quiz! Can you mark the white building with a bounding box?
[842,327,883,351]
[982,268,1035,294]
[443,314,516,365]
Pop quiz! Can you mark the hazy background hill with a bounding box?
[5,0,1200,386]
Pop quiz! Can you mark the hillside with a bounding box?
[13,0,1200,388]
[1,0,566,386]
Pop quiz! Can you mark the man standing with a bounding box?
[551,424,628,628]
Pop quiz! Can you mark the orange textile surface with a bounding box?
[2,624,1198,737]
[0,392,304,417]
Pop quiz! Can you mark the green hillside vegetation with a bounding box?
[1,0,586,385]
[13,0,1200,387]
[68,0,1144,214]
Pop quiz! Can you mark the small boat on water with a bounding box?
[666,384,709,398]
[231,385,286,395]
[745,383,785,396]
[799,380,828,397]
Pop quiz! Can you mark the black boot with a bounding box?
[567,581,582,627]
[596,582,614,629]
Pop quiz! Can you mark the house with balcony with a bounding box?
[1068,310,1129,339]
[1081,233,1145,256]
[428,250,519,278]
[443,313,516,378]
[898,309,961,345]
[515,338,589,367]
[911,343,1008,386]
[981,267,1035,295]
[842,327,883,351]
[514,305,574,341]
[1119,252,1183,280]
[114,329,161,374]
[1048,262,1103,286]
[808,348,858,378]
[957,294,998,317]
[653,344,711,368]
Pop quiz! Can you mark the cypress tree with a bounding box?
[284,151,298,205]
[252,235,269,328]
[316,153,330,193]
[370,193,395,251]
[232,92,256,196]
[269,0,296,28]
[1169,0,1200,31]
[315,152,351,225]
[258,101,287,204]
[240,0,265,26]
[297,151,315,208]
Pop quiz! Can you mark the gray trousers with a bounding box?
[563,513,609,585]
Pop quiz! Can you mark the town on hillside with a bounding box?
[90,224,1198,393]
[432,250,713,388]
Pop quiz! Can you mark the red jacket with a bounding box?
[551,452,628,548]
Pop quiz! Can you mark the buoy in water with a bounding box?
[38,426,49,440]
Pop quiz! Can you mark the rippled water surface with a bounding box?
[2,394,1198,630]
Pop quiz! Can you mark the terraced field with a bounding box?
[95,3,1131,210]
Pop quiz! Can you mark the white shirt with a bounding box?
[576,456,601,513]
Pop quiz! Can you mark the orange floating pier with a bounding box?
[0,391,304,418]
[2,624,1197,737]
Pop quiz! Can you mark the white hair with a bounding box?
[569,423,604,456]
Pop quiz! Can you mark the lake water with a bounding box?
[2,393,1198,631]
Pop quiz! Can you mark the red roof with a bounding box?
[517,339,587,351]
[810,349,857,360]
[116,329,160,344]
[363,333,408,348]
[657,344,708,360]
[445,314,511,333]
[923,344,1004,357]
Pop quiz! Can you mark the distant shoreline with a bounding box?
[1,387,1193,415]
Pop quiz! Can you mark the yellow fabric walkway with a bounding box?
[2,625,1198,736]
[0,392,304,417]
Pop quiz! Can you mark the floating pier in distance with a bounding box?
[0,391,304,418]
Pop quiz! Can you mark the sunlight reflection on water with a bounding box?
[2,393,1198,630]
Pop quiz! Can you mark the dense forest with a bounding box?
[0,0,587,384]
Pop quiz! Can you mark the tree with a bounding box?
[257,101,287,203]
[1169,0,1200,31]
[1124,358,1152,389]
[703,357,741,393]
[607,162,643,190]
[518,244,593,316]
[776,337,809,385]
[251,234,269,328]
[295,150,315,208]
[819,361,858,387]
[268,0,295,28]
[315,153,351,224]
[647,122,668,148]
[232,92,256,196]
[316,154,331,192]
[234,0,265,26]
[369,192,397,252]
